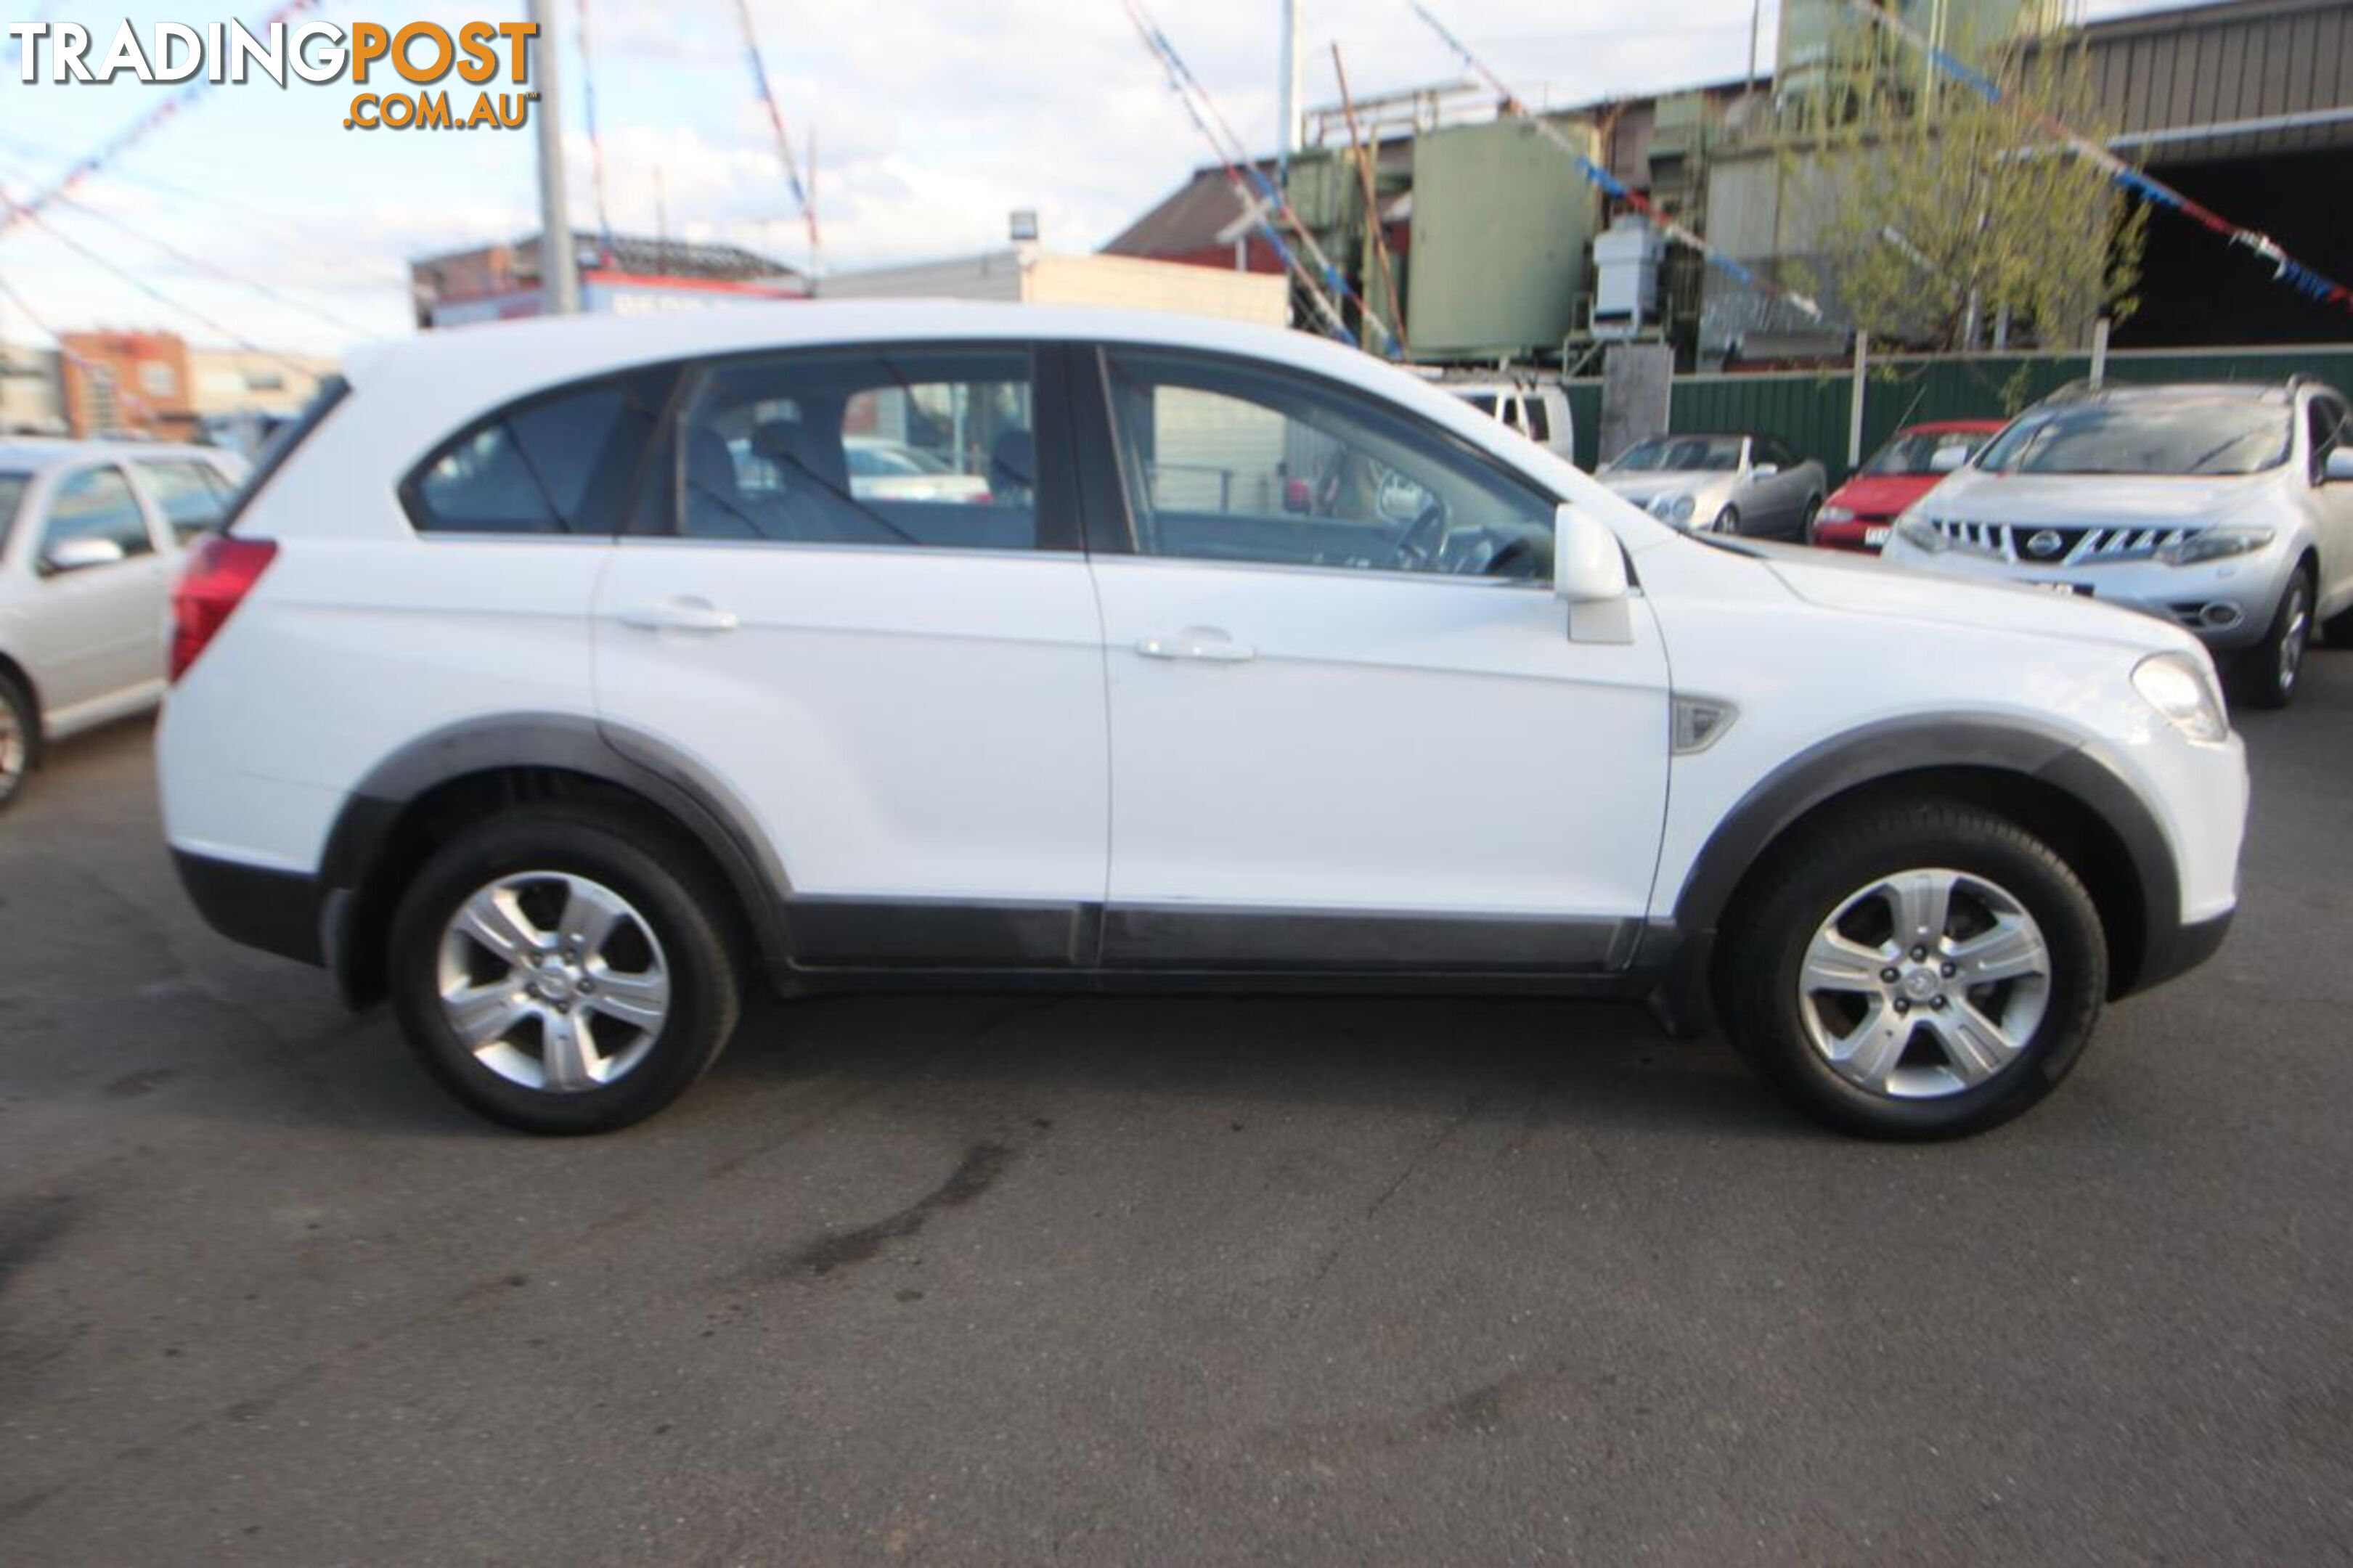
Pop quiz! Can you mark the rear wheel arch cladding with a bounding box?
[321,718,791,1003]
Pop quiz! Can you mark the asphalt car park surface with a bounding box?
[2,664,2350,1565]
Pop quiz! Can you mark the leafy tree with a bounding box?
[1778,23,2146,352]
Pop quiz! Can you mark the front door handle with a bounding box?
[618,597,739,634]
[1135,630,1255,663]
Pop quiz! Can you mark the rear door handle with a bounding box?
[618,597,739,634]
[1135,631,1255,663]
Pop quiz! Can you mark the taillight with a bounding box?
[169,536,277,682]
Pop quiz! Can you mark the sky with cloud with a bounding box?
[0,0,2202,355]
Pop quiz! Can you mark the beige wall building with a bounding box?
[189,348,339,420]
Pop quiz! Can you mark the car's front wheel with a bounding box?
[1716,799,2107,1139]
[0,669,35,812]
[387,804,743,1134]
[2232,565,2313,710]
[1709,505,1741,536]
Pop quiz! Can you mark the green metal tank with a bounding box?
[1406,118,1602,362]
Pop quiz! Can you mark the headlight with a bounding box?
[2156,526,2275,566]
[1668,494,1695,523]
[1893,513,1948,553]
[1819,505,1854,524]
[2132,651,2230,744]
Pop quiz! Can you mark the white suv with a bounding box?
[1882,380,2353,710]
[158,305,2248,1140]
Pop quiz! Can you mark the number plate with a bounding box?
[1863,525,1891,547]
[2028,581,2094,597]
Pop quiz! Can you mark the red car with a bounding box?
[1809,419,2007,552]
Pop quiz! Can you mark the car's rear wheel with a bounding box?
[1716,799,2106,1139]
[1799,497,1822,542]
[0,670,35,812]
[387,804,742,1134]
[2231,565,2312,710]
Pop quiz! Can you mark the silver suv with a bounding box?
[1883,380,2353,709]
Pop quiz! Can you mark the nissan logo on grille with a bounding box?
[2026,530,2065,558]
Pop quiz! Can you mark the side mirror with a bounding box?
[1750,461,1781,478]
[2324,447,2353,483]
[42,535,127,574]
[1929,445,1970,473]
[1554,505,1634,645]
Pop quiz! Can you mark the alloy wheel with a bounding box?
[0,703,25,802]
[435,870,672,1093]
[2279,578,2311,695]
[1795,867,2052,1099]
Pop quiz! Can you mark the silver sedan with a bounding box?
[1597,432,1828,539]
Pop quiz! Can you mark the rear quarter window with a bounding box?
[402,369,673,537]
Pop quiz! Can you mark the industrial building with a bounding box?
[815,244,1287,325]
[409,231,807,330]
[1107,0,2353,368]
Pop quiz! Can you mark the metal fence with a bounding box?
[1562,343,2353,480]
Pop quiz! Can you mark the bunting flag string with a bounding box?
[1411,2,1824,321]
[1124,0,1400,354]
[0,0,326,246]
[1845,0,2350,314]
[1,188,325,373]
[730,0,820,266]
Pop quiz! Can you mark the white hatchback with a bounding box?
[0,439,247,808]
[157,304,2248,1139]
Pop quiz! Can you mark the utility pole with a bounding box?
[527,0,581,315]
[1276,0,1302,181]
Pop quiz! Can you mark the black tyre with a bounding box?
[2230,565,2313,710]
[1714,797,2108,1140]
[1799,496,1822,543]
[386,804,742,1134]
[0,669,35,812]
[1709,505,1741,536]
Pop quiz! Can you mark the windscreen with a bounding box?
[1863,429,1994,475]
[1612,435,1743,472]
[1975,399,2290,477]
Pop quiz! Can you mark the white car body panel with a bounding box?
[1088,558,1670,917]
[589,541,1109,902]
[158,536,608,869]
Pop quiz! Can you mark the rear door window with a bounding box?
[41,466,156,568]
[134,459,235,542]
[650,346,1054,552]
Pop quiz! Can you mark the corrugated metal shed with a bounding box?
[2074,0,2353,161]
